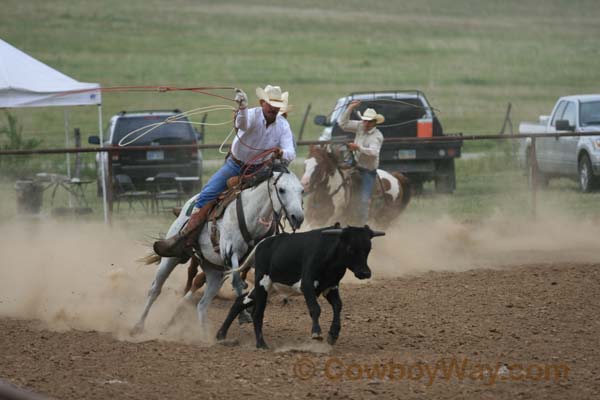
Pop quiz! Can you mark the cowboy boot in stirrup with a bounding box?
[153,201,216,258]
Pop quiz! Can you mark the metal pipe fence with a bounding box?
[1,131,600,221]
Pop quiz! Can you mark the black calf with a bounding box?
[216,224,384,349]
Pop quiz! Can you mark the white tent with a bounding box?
[0,38,109,223]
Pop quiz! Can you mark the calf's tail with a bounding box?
[225,244,258,276]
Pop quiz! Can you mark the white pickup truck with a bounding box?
[519,94,600,192]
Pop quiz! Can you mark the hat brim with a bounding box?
[358,112,385,124]
[255,87,287,108]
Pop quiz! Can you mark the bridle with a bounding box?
[267,168,296,233]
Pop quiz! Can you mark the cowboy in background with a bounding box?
[154,85,297,258]
[338,99,385,225]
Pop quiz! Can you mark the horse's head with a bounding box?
[300,145,338,192]
[270,169,305,230]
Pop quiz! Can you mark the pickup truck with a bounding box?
[89,109,203,196]
[314,91,462,193]
[519,94,600,192]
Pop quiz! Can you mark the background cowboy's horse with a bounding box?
[301,144,411,228]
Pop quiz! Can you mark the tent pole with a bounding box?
[98,104,109,224]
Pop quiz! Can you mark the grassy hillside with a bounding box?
[2,0,600,149]
[3,0,600,223]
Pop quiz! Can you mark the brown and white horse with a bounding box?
[300,144,411,228]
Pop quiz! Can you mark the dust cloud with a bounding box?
[0,220,208,345]
[1,207,599,343]
[370,208,600,278]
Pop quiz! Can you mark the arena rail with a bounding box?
[1,131,599,221]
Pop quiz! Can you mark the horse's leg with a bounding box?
[132,256,180,335]
[165,263,204,330]
[184,257,200,295]
[184,270,207,301]
[240,268,250,286]
[196,267,224,337]
[230,252,252,324]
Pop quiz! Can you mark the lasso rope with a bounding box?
[118,104,236,146]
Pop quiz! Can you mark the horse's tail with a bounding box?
[392,172,412,212]
[138,252,161,265]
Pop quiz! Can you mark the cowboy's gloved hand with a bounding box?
[273,147,284,158]
[234,88,248,109]
[347,143,360,151]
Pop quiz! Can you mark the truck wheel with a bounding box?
[434,159,456,194]
[578,154,597,192]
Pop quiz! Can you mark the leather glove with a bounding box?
[234,88,248,109]
[273,147,284,159]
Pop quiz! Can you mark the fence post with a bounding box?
[107,147,114,221]
[530,137,538,218]
[73,128,82,178]
[298,103,312,142]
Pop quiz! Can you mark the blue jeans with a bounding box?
[357,168,377,225]
[195,157,242,208]
[195,157,264,208]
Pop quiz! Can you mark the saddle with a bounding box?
[206,163,275,254]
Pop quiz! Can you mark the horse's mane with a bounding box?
[271,162,290,174]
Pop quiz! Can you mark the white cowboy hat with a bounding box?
[357,108,385,124]
[256,85,288,108]
[278,92,293,115]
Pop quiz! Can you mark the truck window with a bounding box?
[551,101,568,126]
[580,101,600,126]
[113,116,195,145]
[561,102,576,127]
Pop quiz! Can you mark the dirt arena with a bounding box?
[1,217,600,399]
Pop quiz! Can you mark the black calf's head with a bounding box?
[323,225,385,280]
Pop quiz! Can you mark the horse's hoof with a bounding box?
[256,342,269,350]
[238,310,252,325]
[326,333,337,345]
[130,323,144,336]
[311,332,323,341]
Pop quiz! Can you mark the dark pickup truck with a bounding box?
[314,90,462,193]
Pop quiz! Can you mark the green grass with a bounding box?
[2,0,600,224]
[2,0,600,144]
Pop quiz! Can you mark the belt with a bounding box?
[229,154,245,167]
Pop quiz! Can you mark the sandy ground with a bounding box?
[1,213,600,399]
[1,263,600,399]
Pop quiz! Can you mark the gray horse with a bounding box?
[132,167,305,336]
